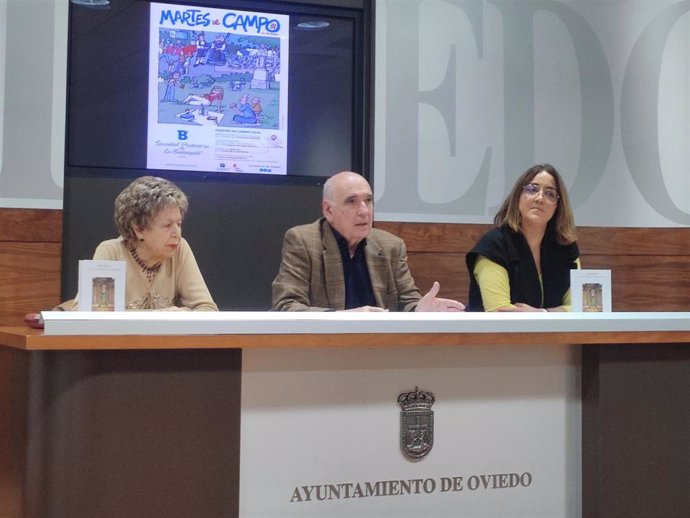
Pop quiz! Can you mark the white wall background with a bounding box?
[374,0,690,227]
[0,0,689,227]
[0,0,67,208]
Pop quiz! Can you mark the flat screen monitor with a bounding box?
[67,0,369,182]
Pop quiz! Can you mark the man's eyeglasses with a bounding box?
[522,183,559,204]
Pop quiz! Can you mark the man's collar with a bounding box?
[328,223,367,256]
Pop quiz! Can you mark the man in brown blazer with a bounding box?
[271,171,465,312]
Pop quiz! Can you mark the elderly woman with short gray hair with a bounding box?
[57,176,217,311]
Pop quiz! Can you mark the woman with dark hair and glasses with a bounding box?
[465,164,580,312]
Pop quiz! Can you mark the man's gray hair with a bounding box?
[322,175,337,201]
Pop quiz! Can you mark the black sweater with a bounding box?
[465,225,579,312]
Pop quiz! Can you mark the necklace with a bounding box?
[130,247,161,282]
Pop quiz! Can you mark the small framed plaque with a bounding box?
[78,260,126,311]
[570,269,612,312]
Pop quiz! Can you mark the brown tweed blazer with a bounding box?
[271,218,421,311]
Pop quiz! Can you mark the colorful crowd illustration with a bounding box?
[157,30,281,128]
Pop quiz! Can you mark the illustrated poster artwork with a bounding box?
[148,2,290,175]
[91,277,116,312]
[156,31,281,130]
[582,283,603,312]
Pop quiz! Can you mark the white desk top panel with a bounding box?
[41,311,690,336]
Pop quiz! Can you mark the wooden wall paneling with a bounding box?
[0,209,63,243]
[376,222,690,311]
[0,210,687,318]
[577,226,690,256]
[406,252,467,303]
[583,255,690,311]
[0,243,63,324]
[0,209,62,325]
[377,222,690,256]
[376,222,488,253]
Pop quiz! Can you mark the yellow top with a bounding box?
[473,255,579,312]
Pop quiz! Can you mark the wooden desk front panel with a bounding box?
[582,344,690,518]
[3,330,690,518]
[0,347,242,518]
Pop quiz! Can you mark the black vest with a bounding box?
[465,226,579,312]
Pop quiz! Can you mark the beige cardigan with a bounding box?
[57,237,218,311]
